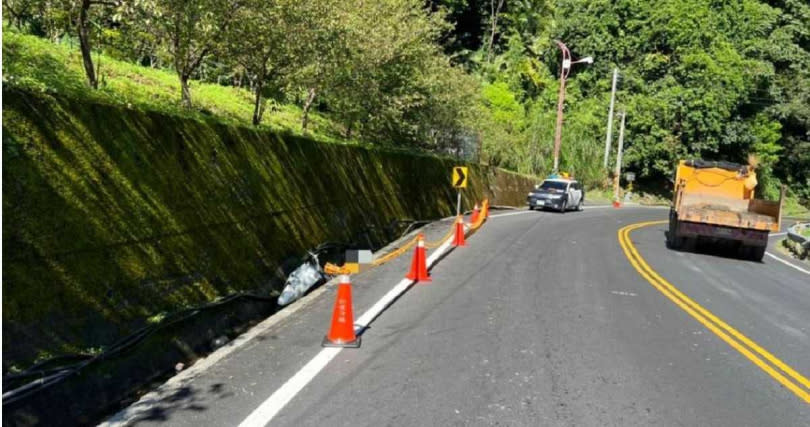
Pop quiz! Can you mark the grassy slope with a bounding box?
[783,196,810,218]
[2,30,349,143]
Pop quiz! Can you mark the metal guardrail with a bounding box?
[785,222,810,259]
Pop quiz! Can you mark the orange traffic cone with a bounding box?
[322,275,360,348]
[612,200,621,208]
[482,199,490,219]
[406,234,431,282]
[452,216,466,247]
[470,203,480,224]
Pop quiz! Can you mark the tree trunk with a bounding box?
[175,46,208,109]
[301,87,317,132]
[180,74,192,108]
[78,0,98,89]
[252,78,264,126]
[486,0,505,63]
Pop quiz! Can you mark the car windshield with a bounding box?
[538,181,567,191]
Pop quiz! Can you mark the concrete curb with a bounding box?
[99,214,463,426]
[784,222,809,260]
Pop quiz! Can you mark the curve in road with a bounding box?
[619,221,810,404]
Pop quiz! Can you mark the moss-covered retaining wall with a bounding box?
[2,88,536,372]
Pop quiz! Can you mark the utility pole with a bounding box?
[603,68,618,169]
[613,110,626,202]
[552,49,569,174]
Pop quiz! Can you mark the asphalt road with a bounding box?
[104,206,810,426]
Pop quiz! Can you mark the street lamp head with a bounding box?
[574,56,594,65]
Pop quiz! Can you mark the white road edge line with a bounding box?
[489,205,611,219]
[765,252,810,276]
[103,222,458,426]
[104,205,665,425]
[488,210,536,219]
[100,279,335,427]
[238,232,457,427]
[488,204,651,219]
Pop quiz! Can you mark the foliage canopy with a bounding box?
[3,0,809,200]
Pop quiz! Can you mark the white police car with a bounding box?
[526,178,584,212]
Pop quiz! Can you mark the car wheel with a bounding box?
[528,205,534,211]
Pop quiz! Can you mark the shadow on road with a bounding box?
[663,230,762,263]
[131,382,237,425]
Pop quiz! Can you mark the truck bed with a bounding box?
[677,194,779,232]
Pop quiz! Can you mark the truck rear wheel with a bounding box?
[667,211,684,249]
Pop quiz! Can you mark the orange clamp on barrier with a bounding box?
[324,262,351,275]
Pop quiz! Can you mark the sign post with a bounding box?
[452,167,468,217]
[625,171,635,192]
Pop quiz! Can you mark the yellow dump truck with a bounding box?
[667,160,784,261]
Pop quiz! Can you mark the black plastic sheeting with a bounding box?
[684,159,747,173]
[2,294,277,427]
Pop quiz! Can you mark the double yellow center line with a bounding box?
[618,221,810,404]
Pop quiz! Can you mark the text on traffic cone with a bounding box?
[322,275,361,348]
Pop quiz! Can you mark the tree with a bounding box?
[226,0,338,125]
[2,0,70,39]
[4,0,120,88]
[128,0,241,108]
[3,0,38,29]
[485,0,505,62]
[477,80,525,166]
[77,0,123,89]
[314,0,459,141]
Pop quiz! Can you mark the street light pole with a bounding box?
[551,40,592,174]
[551,40,570,174]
